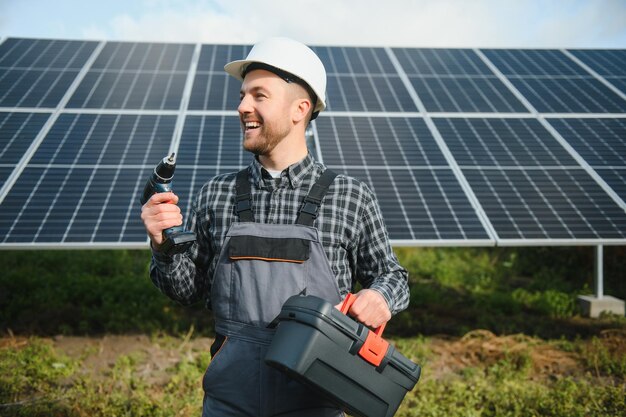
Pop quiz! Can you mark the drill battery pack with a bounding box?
[265,294,421,417]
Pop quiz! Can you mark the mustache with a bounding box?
[241,113,264,124]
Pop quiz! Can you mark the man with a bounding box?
[141,37,409,417]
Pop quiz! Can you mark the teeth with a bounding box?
[245,122,261,129]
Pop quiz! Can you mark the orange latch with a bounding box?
[358,323,389,367]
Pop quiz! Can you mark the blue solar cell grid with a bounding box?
[316,116,447,167]
[569,49,626,95]
[0,112,51,183]
[29,113,174,165]
[568,50,626,77]
[312,46,418,112]
[0,39,98,108]
[189,44,250,111]
[435,118,578,167]
[0,112,50,165]
[393,48,528,113]
[67,42,194,110]
[549,118,626,201]
[548,118,626,167]
[0,114,176,244]
[316,116,490,240]
[463,168,626,240]
[482,49,626,113]
[177,115,250,168]
[436,117,626,240]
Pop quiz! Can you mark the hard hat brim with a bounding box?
[224,59,326,113]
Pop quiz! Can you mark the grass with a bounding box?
[1,332,624,417]
[0,336,206,416]
[1,246,625,416]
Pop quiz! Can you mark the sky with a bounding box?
[0,0,625,48]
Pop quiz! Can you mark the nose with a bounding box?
[238,93,253,115]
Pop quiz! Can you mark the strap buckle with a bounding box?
[300,200,320,218]
[236,194,252,213]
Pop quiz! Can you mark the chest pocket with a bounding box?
[228,235,310,263]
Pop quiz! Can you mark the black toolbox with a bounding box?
[265,294,421,417]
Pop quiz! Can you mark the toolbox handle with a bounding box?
[339,293,387,336]
[339,293,389,367]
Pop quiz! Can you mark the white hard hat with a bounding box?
[224,37,327,117]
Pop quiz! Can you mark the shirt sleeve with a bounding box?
[149,187,213,306]
[355,183,410,315]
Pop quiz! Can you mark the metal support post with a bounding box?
[594,245,603,299]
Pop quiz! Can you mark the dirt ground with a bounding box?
[5,328,623,384]
[3,325,626,390]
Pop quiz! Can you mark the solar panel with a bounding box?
[0,112,50,182]
[462,168,626,240]
[0,37,625,248]
[508,77,626,113]
[312,46,418,112]
[393,48,527,113]
[189,44,250,111]
[483,49,626,113]
[0,113,176,245]
[315,115,491,242]
[435,117,626,242]
[568,50,626,77]
[548,118,626,201]
[0,38,98,108]
[67,42,194,110]
[177,115,250,169]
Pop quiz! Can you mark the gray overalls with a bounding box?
[202,169,344,417]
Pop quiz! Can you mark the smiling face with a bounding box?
[238,69,295,156]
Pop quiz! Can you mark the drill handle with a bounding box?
[140,178,173,205]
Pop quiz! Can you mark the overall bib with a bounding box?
[202,169,345,417]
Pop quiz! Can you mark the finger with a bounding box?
[147,192,179,206]
[143,204,182,217]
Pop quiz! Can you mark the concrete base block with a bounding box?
[577,295,625,318]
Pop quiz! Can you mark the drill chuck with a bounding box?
[141,153,196,256]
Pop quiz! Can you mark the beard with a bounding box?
[242,116,291,156]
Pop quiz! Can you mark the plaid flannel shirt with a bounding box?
[150,153,409,315]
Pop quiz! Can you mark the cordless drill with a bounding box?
[140,153,196,256]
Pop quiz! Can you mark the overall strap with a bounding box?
[235,169,255,222]
[296,169,338,226]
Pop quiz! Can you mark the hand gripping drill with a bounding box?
[140,153,196,256]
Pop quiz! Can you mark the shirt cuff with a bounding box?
[151,243,177,267]
[367,281,395,315]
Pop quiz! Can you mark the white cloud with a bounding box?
[75,0,626,47]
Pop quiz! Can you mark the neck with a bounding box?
[258,132,308,171]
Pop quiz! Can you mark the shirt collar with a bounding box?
[250,153,315,189]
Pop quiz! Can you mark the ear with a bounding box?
[292,98,312,124]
